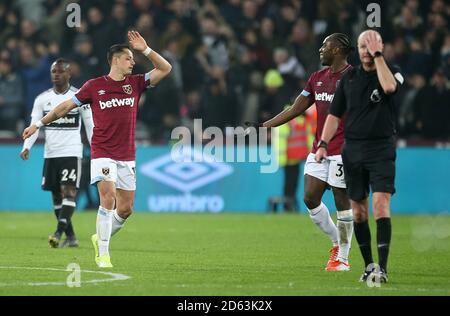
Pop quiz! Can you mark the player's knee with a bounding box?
[373,200,390,218]
[373,199,383,211]
[335,196,350,211]
[303,193,321,210]
[332,189,350,210]
[353,211,367,223]
[61,185,77,200]
[118,203,133,219]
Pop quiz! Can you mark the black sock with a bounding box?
[55,207,75,238]
[54,208,61,221]
[65,222,75,239]
[56,205,75,237]
[376,217,391,273]
[354,220,374,269]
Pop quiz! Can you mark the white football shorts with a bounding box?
[91,158,136,191]
[304,153,346,188]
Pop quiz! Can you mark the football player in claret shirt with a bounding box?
[261,33,354,271]
[23,31,172,268]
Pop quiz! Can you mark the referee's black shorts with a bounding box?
[342,138,396,201]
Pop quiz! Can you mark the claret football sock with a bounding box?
[308,202,338,246]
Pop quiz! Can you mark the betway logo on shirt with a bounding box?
[315,92,334,102]
[99,97,135,110]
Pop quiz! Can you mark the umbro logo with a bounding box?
[317,81,323,86]
[98,90,106,95]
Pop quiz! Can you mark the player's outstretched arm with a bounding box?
[262,94,313,128]
[127,30,172,86]
[22,99,77,140]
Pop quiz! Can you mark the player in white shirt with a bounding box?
[20,59,94,248]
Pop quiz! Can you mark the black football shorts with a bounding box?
[42,157,81,191]
[342,139,396,201]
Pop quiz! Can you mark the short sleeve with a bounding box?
[73,80,92,106]
[134,73,152,93]
[302,72,316,96]
[390,65,404,94]
[329,75,347,118]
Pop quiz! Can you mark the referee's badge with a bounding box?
[370,89,382,103]
[122,84,133,94]
[102,167,110,176]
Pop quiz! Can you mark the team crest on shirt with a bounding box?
[102,167,110,176]
[122,84,133,94]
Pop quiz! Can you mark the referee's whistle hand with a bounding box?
[315,148,327,163]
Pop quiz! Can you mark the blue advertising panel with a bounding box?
[1,144,449,214]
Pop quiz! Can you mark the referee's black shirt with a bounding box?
[330,64,404,141]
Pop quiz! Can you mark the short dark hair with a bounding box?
[329,33,353,56]
[107,44,130,66]
[52,58,71,69]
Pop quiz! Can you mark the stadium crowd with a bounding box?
[0,0,449,144]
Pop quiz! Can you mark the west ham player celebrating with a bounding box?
[23,31,172,268]
[262,33,354,271]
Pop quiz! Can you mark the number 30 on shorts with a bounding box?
[61,169,77,182]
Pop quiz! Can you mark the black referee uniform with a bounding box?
[330,63,403,200]
[329,62,404,280]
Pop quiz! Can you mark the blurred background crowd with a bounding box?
[0,0,449,145]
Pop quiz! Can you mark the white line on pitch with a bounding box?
[0,266,131,287]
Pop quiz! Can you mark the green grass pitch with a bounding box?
[0,212,449,296]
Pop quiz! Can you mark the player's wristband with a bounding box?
[34,120,44,128]
[142,46,152,56]
[317,140,328,149]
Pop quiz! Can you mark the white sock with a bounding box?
[336,209,354,263]
[97,206,113,256]
[111,209,126,237]
[308,202,338,246]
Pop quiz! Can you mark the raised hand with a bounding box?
[128,30,148,52]
[365,30,383,57]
